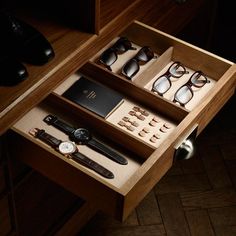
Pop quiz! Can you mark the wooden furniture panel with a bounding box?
[8,157,31,185]
[0,138,7,196]
[0,166,6,194]
[13,170,83,236]
[100,0,141,29]
[1,0,98,33]
[0,196,12,236]
[54,201,97,236]
[138,0,206,34]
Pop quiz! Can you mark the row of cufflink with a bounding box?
[117,106,172,143]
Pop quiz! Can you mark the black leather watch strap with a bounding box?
[34,128,61,148]
[30,128,114,179]
[43,115,128,165]
[88,138,128,165]
[71,152,114,179]
[43,114,75,135]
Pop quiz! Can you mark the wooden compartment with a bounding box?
[90,21,235,111]
[11,21,236,221]
[11,77,180,220]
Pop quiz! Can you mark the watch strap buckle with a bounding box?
[43,114,57,125]
[29,128,41,137]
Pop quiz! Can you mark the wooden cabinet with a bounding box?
[10,20,236,221]
[0,0,235,234]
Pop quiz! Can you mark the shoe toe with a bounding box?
[0,59,28,86]
[21,34,55,65]
[0,13,55,65]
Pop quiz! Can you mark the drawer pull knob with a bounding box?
[176,139,195,160]
[174,125,198,160]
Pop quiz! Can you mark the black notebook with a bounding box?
[63,77,124,118]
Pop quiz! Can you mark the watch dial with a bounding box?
[59,141,77,154]
[73,128,91,143]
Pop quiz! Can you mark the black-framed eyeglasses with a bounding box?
[173,71,210,107]
[98,37,136,71]
[121,46,157,80]
[152,61,189,96]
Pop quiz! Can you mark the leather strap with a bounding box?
[32,129,113,179]
[88,138,128,165]
[71,152,114,179]
[35,129,61,148]
[43,114,75,135]
[44,115,128,165]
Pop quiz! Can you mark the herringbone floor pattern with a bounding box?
[80,95,236,236]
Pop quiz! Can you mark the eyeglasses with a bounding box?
[121,46,156,79]
[98,37,136,71]
[173,71,210,107]
[152,61,189,96]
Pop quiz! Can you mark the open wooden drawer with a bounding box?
[10,21,236,221]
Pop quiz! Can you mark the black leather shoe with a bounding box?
[0,58,28,86]
[0,12,55,65]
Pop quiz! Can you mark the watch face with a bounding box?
[58,141,77,154]
[73,128,91,143]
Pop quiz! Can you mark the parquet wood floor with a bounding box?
[80,94,236,235]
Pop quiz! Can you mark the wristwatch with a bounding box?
[43,114,128,165]
[29,128,114,179]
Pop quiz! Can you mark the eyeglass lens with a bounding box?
[190,71,208,87]
[122,46,156,79]
[174,85,194,106]
[152,62,188,95]
[174,71,210,106]
[99,37,136,70]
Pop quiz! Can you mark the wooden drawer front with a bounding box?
[11,21,235,221]
[10,128,176,221]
